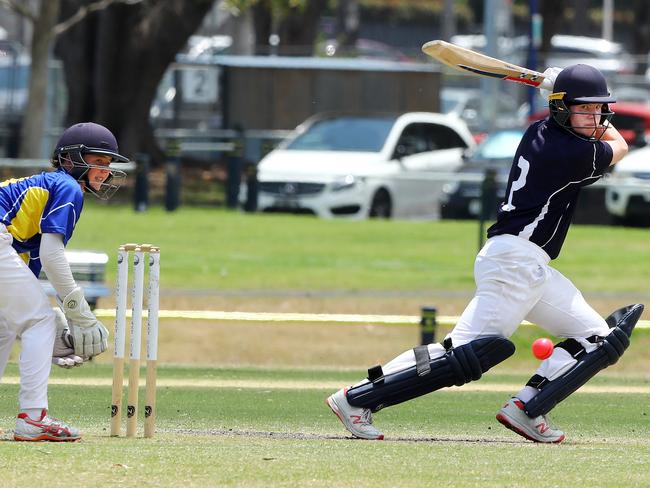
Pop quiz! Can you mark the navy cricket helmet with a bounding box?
[549,64,615,140]
[52,122,129,199]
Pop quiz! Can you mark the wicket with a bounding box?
[110,243,160,438]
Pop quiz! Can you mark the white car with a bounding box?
[450,34,635,76]
[605,145,650,224]
[255,112,475,219]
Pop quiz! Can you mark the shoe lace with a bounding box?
[360,409,374,426]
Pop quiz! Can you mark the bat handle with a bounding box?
[540,78,554,92]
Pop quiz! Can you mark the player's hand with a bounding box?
[52,308,84,368]
[60,287,109,359]
[539,66,563,100]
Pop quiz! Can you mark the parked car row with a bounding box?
[450,34,636,76]
[249,105,650,225]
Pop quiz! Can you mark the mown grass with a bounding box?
[2,205,648,485]
[1,363,649,487]
[73,202,649,295]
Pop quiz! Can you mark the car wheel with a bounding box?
[369,189,392,218]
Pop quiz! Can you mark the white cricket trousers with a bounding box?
[0,224,56,410]
[379,234,610,383]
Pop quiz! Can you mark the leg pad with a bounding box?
[525,304,644,417]
[347,336,515,412]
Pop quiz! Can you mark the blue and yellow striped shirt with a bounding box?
[0,169,84,275]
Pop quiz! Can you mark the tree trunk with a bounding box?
[252,1,272,55]
[19,0,61,159]
[336,0,359,49]
[632,0,650,75]
[277,0,328,56]
[540,0,564,69]
[56,0,213,166]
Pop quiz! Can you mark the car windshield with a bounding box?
[474,130,524,159]
[286,116,396,152]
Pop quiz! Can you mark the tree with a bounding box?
[0,0,148,158]
[229,0,327,56]
[54,0,214,165]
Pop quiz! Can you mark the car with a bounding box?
[450,34,635,76]
[254,112,475,219]
[605,145,650,225]
[0,52,29,113]
[38,250,110,309]
[543,35,635,75]
[529,102,650,149]
[441,87,529,133]
[439,128,524,219]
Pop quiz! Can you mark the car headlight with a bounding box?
[331,175,361,192]
[442,181,460,195]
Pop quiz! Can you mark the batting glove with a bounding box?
[60,287,109,359]
[539,66,563,100]
[52,308,84,369]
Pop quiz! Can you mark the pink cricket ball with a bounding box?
[532,338,554,360]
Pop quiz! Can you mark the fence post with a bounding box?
[133,153,150,212]
[478,167,497,250]
[226,128,244,209]
[244,162,258,212]
[165,140,181,212]
[420,306,437,345]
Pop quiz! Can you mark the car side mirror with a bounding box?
[394,144,407,160]
[394,140,417,159]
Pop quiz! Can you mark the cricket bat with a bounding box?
[422,40,553,91]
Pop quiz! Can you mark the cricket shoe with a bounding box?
[14,410,81,442]
[326,388,384,440]
[496,398,565,444]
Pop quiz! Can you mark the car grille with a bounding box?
[259,182,325,195]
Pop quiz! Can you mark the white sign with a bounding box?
[182,67,219,103]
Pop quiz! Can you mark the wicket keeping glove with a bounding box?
[52,308,84,369]
[60,287,109,359]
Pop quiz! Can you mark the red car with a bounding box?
[529,102,650,148]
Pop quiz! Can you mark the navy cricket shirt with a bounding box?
[487,118,613,259]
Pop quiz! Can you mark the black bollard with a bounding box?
[133,153,150,212]
[226,126,245,209]
[165,140,181,212]
[244,162,258,212]
[478,167,498,250]
[420,306,437,345]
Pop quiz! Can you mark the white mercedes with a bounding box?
[255,112,475,219]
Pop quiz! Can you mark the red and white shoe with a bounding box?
[326,388,384,440]
[14,410,81,442]
[496,398,565,443]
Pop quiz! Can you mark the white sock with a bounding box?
[515,386,539,403]
[20,408,43,420]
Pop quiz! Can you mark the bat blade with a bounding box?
[422,40,551,90]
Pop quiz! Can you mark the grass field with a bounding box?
[1,364,650,486]
[73,203,650,296]
[2,205,649,486]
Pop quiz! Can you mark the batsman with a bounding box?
[327,64,644,443]
[0,122,128,441]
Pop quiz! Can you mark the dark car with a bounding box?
[439,129,524,219]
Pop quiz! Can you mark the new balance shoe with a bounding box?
[496,398,565,443]
[14,410,81,442]
[326,388,384,440]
